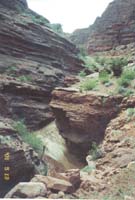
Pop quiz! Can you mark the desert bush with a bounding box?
[108,57,128,77]
[118,69,135,87]
[81,79,98,91]
[99,70,109,84]
[126,108,135,117]
[18,75,32,82]
[13,120,43,153]
[117,86,134,97]
[88,142,103,160]
[94,56,108,66]
[82,56,100,71]
[79,70,87,77]
[121,69,135,80]
[118,77,130,87]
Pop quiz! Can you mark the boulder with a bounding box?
[58,169,81,189]
[4,182,47,198]
[31,175,74,193]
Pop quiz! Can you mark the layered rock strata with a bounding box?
[0,0,83,130]
[71,0,135,54]
[50,88,123,159]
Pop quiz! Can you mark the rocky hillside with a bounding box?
[70,0,135,54]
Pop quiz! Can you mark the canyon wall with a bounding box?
[70,0,135,54]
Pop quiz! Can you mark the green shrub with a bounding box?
[117,87,134,96]
[108,57,128,77]
[79,70,87,77]
[117,86,128,94]
[99,70,109,84]
[18,75,32,82]
[81,79,98,91]
[121,69,135,80]
[88,142,102,160]
[94,56,107,66]
[7,65,17,72]
[50,23,64,34]
[118,77,130,87]
[13,121,43,153]
[104,82,113,87]
[126,108,135,117]
[118,69,135,88]
[82,56,100,71]
[81,165,95,173]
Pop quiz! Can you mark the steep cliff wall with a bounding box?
[0,0,83,129]
[70,0,135,54]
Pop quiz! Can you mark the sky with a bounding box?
[27,0,113,33]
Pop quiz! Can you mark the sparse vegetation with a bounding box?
[79,70,87,77]
[13,120,43,153]
[77,53,134,97]
[81,79,98,91]
[88,142,102,160]
[81,165,95,173]
[118,69,135,88]
[126,108,135,117]
[99,70,109,84]
[50,23,64,35]
[18,75,32,82]
[108,57,128,77]
[31,15,49,25]
[78,53,128,78]
[117,86,134,96]
[6,65,17,72]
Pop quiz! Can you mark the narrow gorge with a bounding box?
[1,0,135,199]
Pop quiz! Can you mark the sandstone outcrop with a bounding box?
[71,0,135,54]
[50,88,123,159]
[0,0,83,130]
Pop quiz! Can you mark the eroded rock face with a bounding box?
[50,88,123,159]
[0,1,83,130]
[0,118,47,197]
[75,104,135,199]
[0,76,53,130]
[71,0,135,54]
